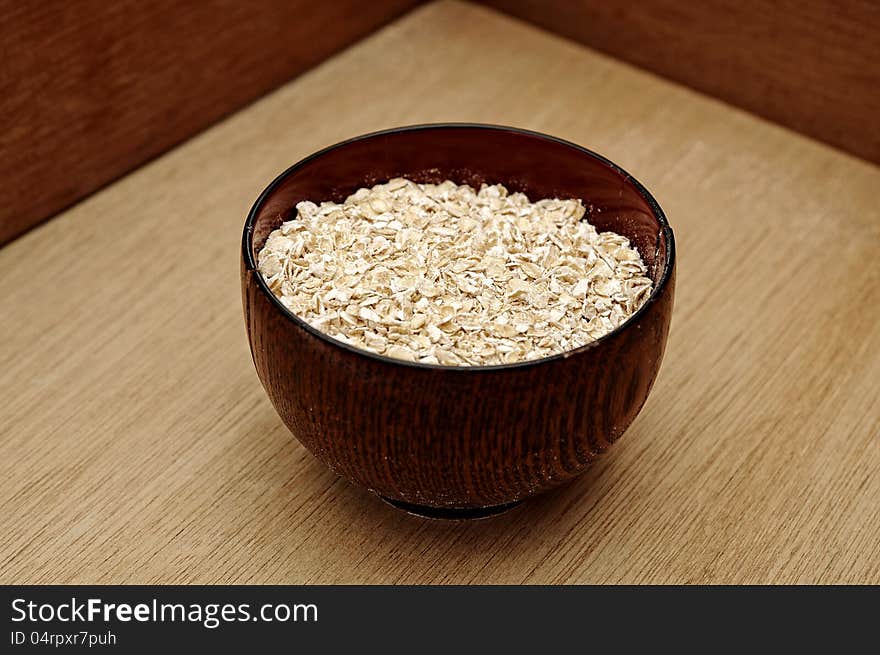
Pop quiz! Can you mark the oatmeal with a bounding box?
[257,178,652,365]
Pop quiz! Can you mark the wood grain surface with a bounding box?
[0,0,419,246]
[481,0,880,165]
[1,1,878,584]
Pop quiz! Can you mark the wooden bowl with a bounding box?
[241,124,675,518]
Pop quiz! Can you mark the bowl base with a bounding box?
[378,495,522,520]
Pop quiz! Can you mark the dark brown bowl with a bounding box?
[241,124,675,518]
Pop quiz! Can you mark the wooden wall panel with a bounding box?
[0,0,419,245]
[480,0,880,165]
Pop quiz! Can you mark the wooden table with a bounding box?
[2,0,878,584]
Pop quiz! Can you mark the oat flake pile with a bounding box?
[257,178,653,366]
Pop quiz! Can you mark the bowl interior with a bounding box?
[247,124,671,287]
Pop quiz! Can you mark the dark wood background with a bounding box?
[0,0,419,245]
[481,0,880,165]
[2,0,878,245]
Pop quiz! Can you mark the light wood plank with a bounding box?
[1,0,878,584]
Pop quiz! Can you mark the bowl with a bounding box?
[241,124,675,518]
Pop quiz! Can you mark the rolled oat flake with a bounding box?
[258,178,653,366]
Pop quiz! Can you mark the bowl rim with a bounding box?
[242,122,675,373]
